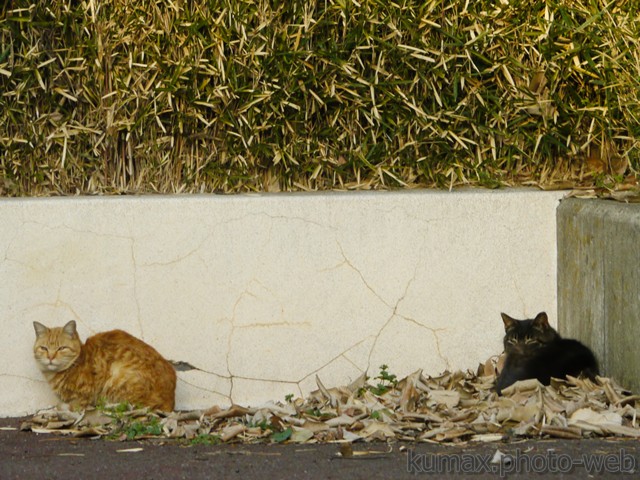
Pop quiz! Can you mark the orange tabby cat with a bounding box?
[33,320,176,411]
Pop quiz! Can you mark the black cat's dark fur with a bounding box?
[495,312,599,395]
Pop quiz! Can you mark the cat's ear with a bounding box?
[33,321,49,338]
[533,312,549,328]
[500,313,516,330]
[62,320,77,337]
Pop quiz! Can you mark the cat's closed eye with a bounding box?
[524,337,539,345]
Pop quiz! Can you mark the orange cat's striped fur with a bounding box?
[33,321,176,411]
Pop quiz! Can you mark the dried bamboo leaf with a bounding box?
[429,390,461,409]
[359,421,396,441]
[569,408,623,428]
[220,424,246,442]
[540,425,583,439]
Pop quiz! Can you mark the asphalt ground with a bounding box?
[1,417,638,479]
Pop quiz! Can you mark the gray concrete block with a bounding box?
[557,198,640,392]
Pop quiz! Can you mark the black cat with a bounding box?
[495,312,599,395]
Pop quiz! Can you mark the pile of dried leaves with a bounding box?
[22,361,640,445]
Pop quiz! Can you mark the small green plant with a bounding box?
[304,407,325,419]
[594,173,625,191]
[190,434,221,446]
[97,400,139,419]
[244,419,271,431]
[243,416,293,442]
[368,365,398,396]
[284,393,294,403]
[270,427,292,443]
[123,417,163,440]
[96,400,164,440]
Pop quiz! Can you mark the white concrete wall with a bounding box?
[0,190,564,416]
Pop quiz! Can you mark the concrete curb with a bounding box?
[557,198,640,392]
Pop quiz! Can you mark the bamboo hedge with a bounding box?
[1,0,638,195]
